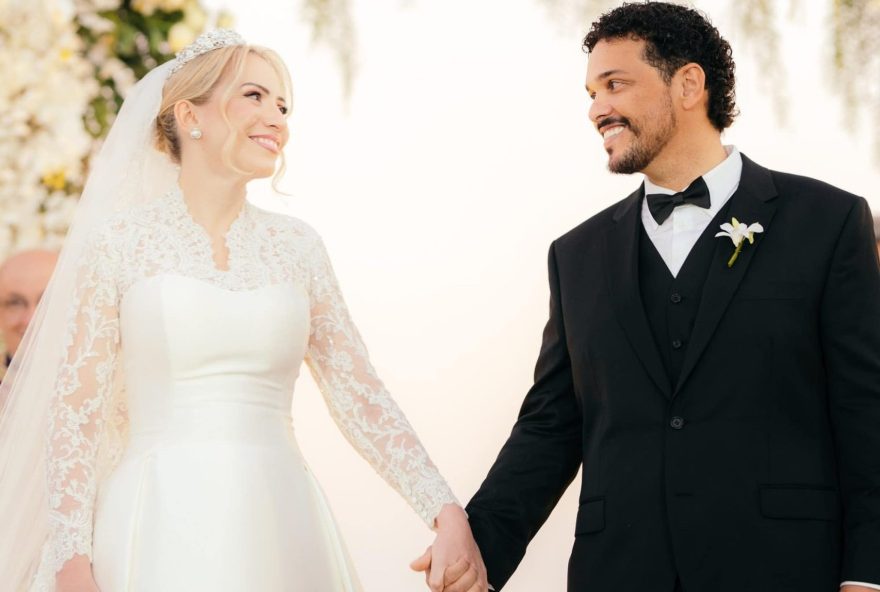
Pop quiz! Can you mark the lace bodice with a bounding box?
[42,188,458,576]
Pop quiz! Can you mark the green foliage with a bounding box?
[75,1,199,139]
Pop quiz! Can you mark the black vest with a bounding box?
[638,202,733,385]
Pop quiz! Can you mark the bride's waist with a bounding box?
[126,402,297,454]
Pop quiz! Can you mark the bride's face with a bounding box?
[192,54,290,179]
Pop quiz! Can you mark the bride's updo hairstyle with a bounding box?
[154,43,292,184]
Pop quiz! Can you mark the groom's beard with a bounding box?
[605,93,677,175]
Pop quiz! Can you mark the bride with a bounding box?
[0,30,486,592]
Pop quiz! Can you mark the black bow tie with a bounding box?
[645,177,711,225]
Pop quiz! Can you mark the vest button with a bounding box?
[671,339,683,349]
[670,416,685,430]
[670,293,682,304]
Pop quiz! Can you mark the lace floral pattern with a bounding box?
[39,188,457,582]
[305,233,458,525]
[42,222,122,580]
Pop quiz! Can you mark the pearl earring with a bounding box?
[190,128,203,140]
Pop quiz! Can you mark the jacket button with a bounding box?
[670,416,685,430]
[671,339,683,349]
[670,293,682,304]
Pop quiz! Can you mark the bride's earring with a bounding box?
[190,128,203,140]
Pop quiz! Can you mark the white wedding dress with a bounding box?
[29,188,457,591]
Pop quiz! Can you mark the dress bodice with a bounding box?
[38,188,458,580]
[110,187,314,294]
[119,277,308,449]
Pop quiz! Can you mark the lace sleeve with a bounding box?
[44,226,122,573]
[302,230,459,528]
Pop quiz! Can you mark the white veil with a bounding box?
[0,60,177,588]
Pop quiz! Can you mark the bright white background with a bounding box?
[205,1,879,590]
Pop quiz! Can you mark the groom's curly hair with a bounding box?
[583,2,738,131]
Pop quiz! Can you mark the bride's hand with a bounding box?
[410,503,488,592]
[56,554,101,592]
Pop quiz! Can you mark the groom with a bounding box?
[458,3,880,591]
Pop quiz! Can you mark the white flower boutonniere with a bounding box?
[715,217,764,268]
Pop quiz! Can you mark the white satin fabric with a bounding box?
[92,276,360,591]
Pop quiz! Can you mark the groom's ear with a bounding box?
[677,62,709,113]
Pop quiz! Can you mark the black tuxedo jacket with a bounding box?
[466,155,880,591]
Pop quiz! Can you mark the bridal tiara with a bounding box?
[170,29,247,76]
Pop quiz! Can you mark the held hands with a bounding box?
[410,503,488,592]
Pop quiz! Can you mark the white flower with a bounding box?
[77,12,116,35]
[168,22,197,53]
[161,0,188,11]
[183,2,207,30]
[0,0,95,257]
[715,217,764,247]
[77,0,123,13]
[131,0,160,16]
[716,217,765,268]
[216,10,235,30]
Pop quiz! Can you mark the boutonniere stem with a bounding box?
[715,217,764,268]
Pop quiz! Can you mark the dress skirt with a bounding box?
[92,402,362,592]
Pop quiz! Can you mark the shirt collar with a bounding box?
[641,145,743,230]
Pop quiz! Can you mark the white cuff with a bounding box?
[841,582,880,591]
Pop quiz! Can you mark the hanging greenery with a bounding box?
[302,0,357,97]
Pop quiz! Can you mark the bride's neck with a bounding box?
[177,164,248,237]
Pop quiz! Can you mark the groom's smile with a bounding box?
[598,116,636,152]
[600,120,627,147]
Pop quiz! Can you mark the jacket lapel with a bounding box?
[604,185,672,398]
[673,155,779,395]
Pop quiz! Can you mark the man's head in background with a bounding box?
[0,249,58,359]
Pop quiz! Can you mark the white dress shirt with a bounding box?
[640,145,742,277]
[639,145,879,592]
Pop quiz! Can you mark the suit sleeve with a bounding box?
[465,241,583,590]
[820,197,880,584]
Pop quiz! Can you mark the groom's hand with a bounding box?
[409,503,488,592]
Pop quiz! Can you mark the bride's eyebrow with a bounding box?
[240,82,286,105]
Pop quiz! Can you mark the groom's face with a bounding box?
[586,38,678,174]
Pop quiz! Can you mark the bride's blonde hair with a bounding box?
[154,44,293,187]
